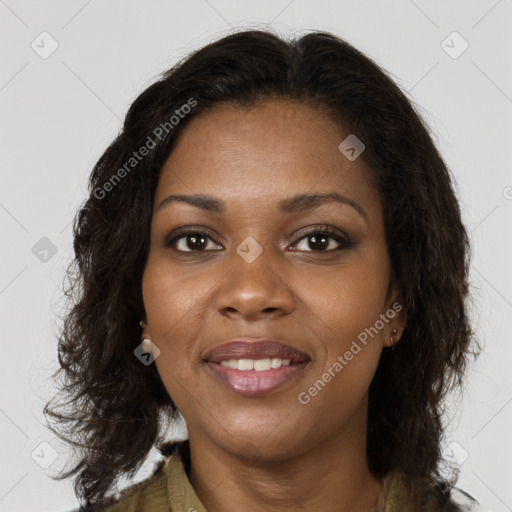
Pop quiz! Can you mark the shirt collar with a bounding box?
[164,441,208,512]
[163,441,412,512]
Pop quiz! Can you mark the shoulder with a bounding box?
[65,459,169,512]
[448,486,487,511]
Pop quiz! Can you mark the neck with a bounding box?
[186,411,383,512]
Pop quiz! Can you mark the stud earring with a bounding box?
[141,338,153,353]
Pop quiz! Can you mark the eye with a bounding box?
[165,229,222,252]
[291,225,353,252]
[164,225,353,254]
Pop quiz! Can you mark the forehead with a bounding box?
[155,99,378,211]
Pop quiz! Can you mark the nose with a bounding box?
[214,244,295,321]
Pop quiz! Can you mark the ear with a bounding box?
[139,319,151,341]
[139,320,153,354]
[383,282,407,348]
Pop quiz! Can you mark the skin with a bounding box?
[141,99,406,512]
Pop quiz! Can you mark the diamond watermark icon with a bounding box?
[441,31,469,59]
[338,134,365,161]
[445,441,469,466]
[31,31,59,59]
[236,236,263,263]
[32,237,58,263]
[134,340,161,365]
[31,441,59,469]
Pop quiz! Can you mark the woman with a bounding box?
[45,29,484,511]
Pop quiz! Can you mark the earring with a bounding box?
[391,328,398,351]
[141,338,153,353]
[140,320,145,328]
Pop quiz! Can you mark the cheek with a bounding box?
[302,257,389,336]
[142,262,211,341]
[146,282,204,408]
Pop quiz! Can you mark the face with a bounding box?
[141,99,405,461]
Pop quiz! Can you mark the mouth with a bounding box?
[203,339,311,397]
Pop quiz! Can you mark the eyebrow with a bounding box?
[156,192,368,223]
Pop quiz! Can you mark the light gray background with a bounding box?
[1,1,511,511]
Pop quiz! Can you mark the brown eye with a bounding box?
[291,226,353,252]
[165,230,222,252]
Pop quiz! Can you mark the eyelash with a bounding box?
[164,225,353,254]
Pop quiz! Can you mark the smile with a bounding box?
[206,360,309,396]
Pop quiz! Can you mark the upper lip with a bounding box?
[203,338,311,364]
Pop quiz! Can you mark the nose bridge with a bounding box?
[214,234,293,317]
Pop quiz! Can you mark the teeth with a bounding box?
[220,358,291,370]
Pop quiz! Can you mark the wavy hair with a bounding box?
[44,29,479,510]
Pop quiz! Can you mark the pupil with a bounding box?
[188,234,206,250]
[310,235,327,250]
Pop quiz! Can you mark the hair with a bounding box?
[44,28,480,510]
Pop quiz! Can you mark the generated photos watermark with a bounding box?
[93,97,198,200]
[297,301,403,405]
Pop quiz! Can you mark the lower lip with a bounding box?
[206,361,309,397]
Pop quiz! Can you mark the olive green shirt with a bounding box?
[77,441,483,512]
